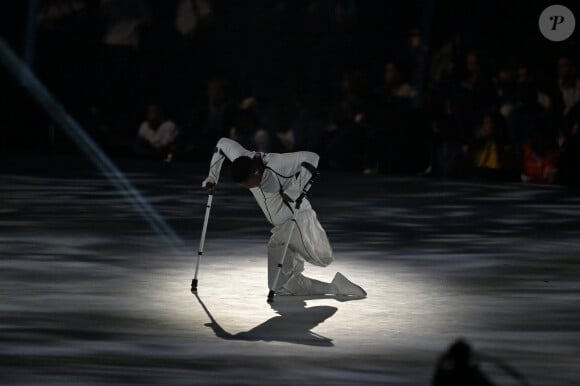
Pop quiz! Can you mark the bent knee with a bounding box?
[308,254,333,267]
[319,255,334,267]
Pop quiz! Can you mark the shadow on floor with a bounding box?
[195,294,364,346]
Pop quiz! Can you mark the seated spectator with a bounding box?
[426,115,467,178]
[557,55,580,116]
[505,62,558,117]
[493,62,517,118]
[274,127,296,153]
[430,34,466,89]
[339,69,379,173]
[269,104,299,153]
[376,61,416,105]
[289,94,331,153]
[453,52,496,137]
[321,71,370,171]
[521,124,560,184]
[205,78,235,139]
[184,77,236,158]
[99,0,151,132]
[229,105,267,151]
[472,113,502,170]
[508,75,545,147]
[253,128,270,153]
[136,103,179,160]
[469,111,519,180]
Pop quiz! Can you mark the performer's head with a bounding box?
[232,156,264,188]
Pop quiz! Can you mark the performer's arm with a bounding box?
[277,151,320,200]
[202,138,255,188]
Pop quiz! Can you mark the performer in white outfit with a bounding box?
[202,138,366,297]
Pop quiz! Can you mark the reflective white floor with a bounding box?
[1,161,580,384]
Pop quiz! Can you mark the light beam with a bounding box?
[0,37,185,252]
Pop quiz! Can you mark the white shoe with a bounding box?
[332,272,367,297]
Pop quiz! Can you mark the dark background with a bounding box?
[1,0,579,180]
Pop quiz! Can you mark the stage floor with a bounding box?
[1,157,580,384]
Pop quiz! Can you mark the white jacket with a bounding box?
[138,121,178,148]
[203,138,319,226]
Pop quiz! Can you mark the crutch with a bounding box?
[267,164,318,303]
[191,188,213,294]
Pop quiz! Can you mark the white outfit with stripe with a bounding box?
[203,138,336,295]
[202,138,366,297]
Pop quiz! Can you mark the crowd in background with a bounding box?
[2,0,579,186]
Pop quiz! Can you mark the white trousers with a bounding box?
[268,209,334,295]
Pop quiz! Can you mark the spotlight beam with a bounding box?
[0,37,185,251]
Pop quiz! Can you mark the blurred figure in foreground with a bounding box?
[433,339,494,386]
[433,338,530,386]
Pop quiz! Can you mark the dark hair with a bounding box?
[232,156,255,183]
[147,103,164,114]
[480,110,507,144]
